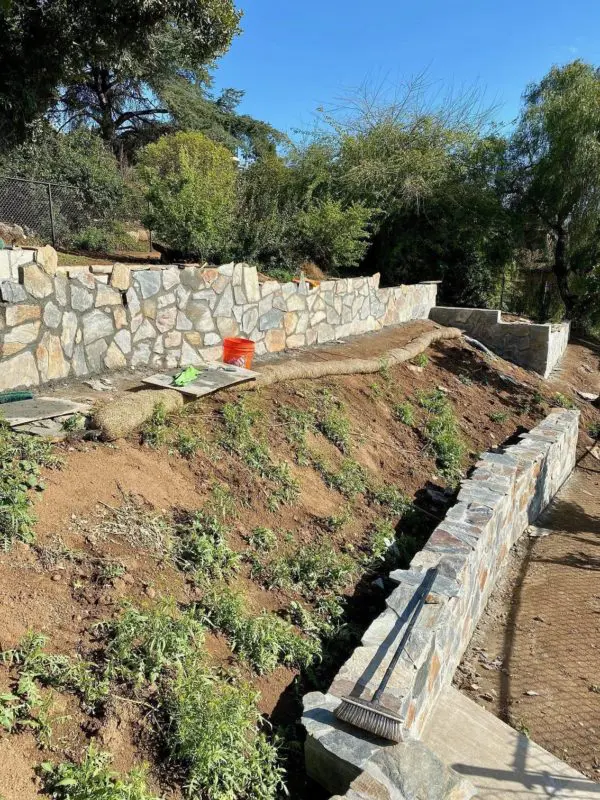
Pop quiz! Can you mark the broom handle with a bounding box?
[372,567,437,704]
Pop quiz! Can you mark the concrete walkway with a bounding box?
[423,686,600,798]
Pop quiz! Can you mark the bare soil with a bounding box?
[0,325,598,799]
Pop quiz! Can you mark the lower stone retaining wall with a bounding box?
[302,409,579,797]
[0,261,437,391]
[429,306,570,378]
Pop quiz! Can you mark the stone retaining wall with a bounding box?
[302,409,579,797]
[429,307,570,378]
[0,261,437,391]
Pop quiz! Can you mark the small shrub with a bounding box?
[141,402,170,448]
[173,511,240,582]
[589,421,600,439]
[279,406,316,465]
[99,600,204,686]
[197,587,319,674]
[0,672,53,745]
[246,526,277,552]
[316,392,352,453]
[489,411,509,424]
[0,420,61,550]
[364,518,397,568]
[205,482,238,521]
[174,430,203,459]
[368,484,411,518]
[71,221,140,253]
[369,382,383,399]
[323,458,368,499]
[458,373,473,386]
[39,745,159,800]
[265,542,355,597]
[552,392,576,409]
[2,631,109,714]
[319,506,353,533]
[412,353,429,368]
[416,390,466,485]
[161,658,284,800]
[393,401,415,426]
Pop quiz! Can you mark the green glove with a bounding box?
[172,366,201,386]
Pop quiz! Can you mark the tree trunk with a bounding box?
[553,226,575,317]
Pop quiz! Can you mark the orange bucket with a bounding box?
[223,337,255,369]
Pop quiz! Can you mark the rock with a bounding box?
[180,340,203,366]
[71,283,94,312]
[157,292,176,309]
[54,273,69,307]
[214,284,234,316]
[22,264,53,298]
[1,321,41,355]
[36,245,59,274]
[114,329,132,355]
[265,328,286,352]
[133,270,162,298]
[125,287,141,316]
[5,304,41,326]
[242,264,260,303]
[164,331,182,348]
[61,311,78,358]
[36,331,69,381]
[216,317,239,338]
[96,284,122,307]
[131,342,152,367]
[242,306,259,335]
[133,319,156,342]
[259,309,284,331]
[104,342,127,369]
[82,310,114,344]
[162,266,180,291]
[113,306,127,329]
[577,390,599,402]
[43,301,62,329]
[204,332,221,346]
[0,350,40,390]
[286,334,306,349]
[72,343,88,376]
[284,311,298,335]
[176,311,193,331]
[109,263,131,291]
[1,281,28,303]
[142,298,157,319]
[218,262,234,277]
[187,303,215,332]
[156,306,177,333]
[86,338,109,372]
[175,285,190,309]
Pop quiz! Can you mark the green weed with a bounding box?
[205,482,238,521]
[39,744,159,800]
[279,406,316,465]
[393,401,415,426]
[319,505,353,533]
[0,672,53,746]
[161,657,284,800]
[369,381,383,399]
[173,511,240,582]
[368,484,411,518]
[0,420,61,550]
[264,541,355,598]
[99,600,204,686]
[458,373,473,386]
[412,353,429,368]
[364,518,397,568]
[552,392,576,409]
[489,411,509,424]
[589,421,600,439]
[323,458,368,499]
[316,392,352,453]
[174,430,204,459]
[140,402,170,447]
[246,526,277,552]
[2,631,109,714]
[197,586,320,674]
[416,389,466,485]
[221,399,299,508]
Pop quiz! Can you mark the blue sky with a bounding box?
[213,0,599,135]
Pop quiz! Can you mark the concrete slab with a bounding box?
[422,686,600,798]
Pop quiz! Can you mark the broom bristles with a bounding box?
[334,696,403,742]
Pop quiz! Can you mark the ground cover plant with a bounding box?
[0,336,587,799]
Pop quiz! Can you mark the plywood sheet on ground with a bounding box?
[1,397,90,427]
[142,364,258,397]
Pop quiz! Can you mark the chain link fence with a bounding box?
[0,175,106,246]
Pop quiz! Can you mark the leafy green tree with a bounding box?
[295,198,373,271]
[0,0,241,148]
[509,61,600,318]
[139,132,237,260]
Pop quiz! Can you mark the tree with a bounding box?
[0,0,241,149]
[295,199,373,271]
[139,132,237,260]
[509,61,600,317]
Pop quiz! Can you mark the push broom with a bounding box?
[334,567,437,742]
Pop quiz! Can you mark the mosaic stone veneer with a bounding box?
[0,261,437,392]
[302,409,579,797]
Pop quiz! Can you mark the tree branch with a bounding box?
[113,108,169,130]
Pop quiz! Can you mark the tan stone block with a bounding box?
[96,284,123,306]
[142,298,157,319]
[36,245,58,274]
[0,350,39,390]
[113,306,127,329]
[110,263,131,291]
[22,264,53,298]
[104,341,127,369]
[265,328,286,352]
[216,317,239,338]
[284,311,298,335]
[184,332,203,346]
[36,331,69,382]
[5,304,41,326]
[286,334,305,349]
